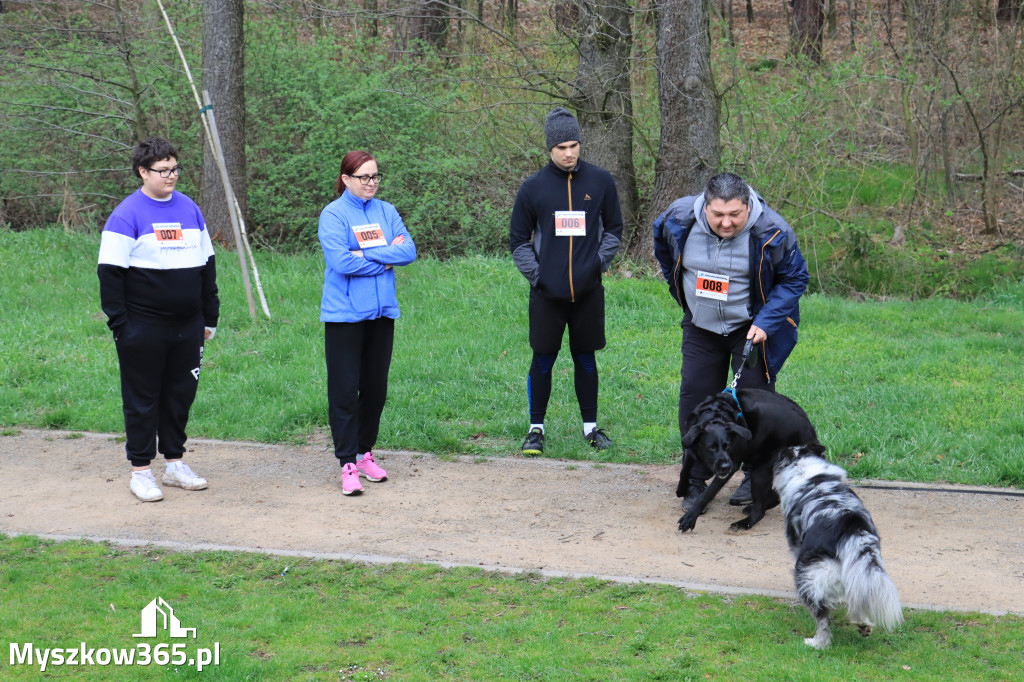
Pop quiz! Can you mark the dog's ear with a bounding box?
[726,422,752,441]
[681,425,701,448]
[809,442,827,457]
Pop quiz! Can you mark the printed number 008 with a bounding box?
[702,280,724,292]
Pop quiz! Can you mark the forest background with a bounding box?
[1,0,1023,299]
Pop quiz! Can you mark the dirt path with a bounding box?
[2,429,1023,615]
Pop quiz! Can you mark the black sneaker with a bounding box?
[729,473,753,506]
[681,479,708,515]
[584,427,612,450]
[521,428,544,456]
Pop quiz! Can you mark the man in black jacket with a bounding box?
[509,107,624,456]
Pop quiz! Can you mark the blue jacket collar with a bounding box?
[341,189,373,209]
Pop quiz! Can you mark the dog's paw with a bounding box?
[728,517,753,532]
[804,636,830,649]
[677,513,698,533]
[857,624,873,638]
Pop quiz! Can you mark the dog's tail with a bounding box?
[839,530,904,632]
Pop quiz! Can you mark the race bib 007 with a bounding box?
[152,223,184,242]
[695,270,730,301]
[352,223,387,248]
[554,211,586,237]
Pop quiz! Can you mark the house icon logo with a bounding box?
[132,597,197,639]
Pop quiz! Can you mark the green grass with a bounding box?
[2,228,1023,486]
[2,535,1022,681]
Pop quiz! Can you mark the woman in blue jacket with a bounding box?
[319,150,417,496]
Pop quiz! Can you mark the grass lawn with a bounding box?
[2,228,1022,486]
[3,228,1023,680]
[2,535,1022,681]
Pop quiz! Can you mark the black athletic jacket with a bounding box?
[510,159,623,302]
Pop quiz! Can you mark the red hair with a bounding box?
[334,150,377,195]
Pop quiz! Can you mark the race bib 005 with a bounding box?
[352,223,387,248]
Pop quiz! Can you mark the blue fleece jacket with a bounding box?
[319,190,417,323]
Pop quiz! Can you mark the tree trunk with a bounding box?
[393,1,450,55]
[789,0,824,63]
[201,0,246,246]
[997,0,1023,22]
[113,0,147,141]
[562,0,640,257]
[646,0,720,260]
[362,0,379,38]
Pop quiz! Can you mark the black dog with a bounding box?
[676,387,819,533]
[773,443,903,648]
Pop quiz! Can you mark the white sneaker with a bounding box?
[162,462,208,491]
[130,470,164,502]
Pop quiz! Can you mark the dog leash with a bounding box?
[723,339,756,419]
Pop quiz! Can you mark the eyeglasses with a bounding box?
[146,165,183,178]
[348,173,383,185]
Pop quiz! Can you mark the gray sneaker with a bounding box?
[130,470,163,502]
[163,462,208,491]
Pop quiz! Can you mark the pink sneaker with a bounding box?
[356,452,388,482]
[341,463,363,495]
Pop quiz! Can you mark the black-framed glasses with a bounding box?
[349,173,383,185]
[147,165,183,178]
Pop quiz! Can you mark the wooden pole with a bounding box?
[202,90,255,319]
[154,0,269,319]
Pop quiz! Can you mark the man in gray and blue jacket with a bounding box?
[653,172,809,510]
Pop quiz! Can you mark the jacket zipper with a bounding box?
[757,230,782,382]
[363,202,382,319]
[567,173,574,302]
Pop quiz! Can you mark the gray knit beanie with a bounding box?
[544,107,582,150]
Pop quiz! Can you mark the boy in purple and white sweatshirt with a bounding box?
[98,137,219,503]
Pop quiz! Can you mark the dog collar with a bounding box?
[722,386,744,420]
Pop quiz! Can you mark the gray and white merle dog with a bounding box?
[773,443,903,649]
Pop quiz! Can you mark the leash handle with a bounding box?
[729,339,755,389]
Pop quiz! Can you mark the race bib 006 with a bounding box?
[554,211,586,237]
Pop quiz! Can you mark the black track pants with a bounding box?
[679,323,773,481]
[115,316,205,467]
[325,318,395,467]
[527,351,598,424]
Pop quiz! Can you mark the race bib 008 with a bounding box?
[695,270,730,301]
